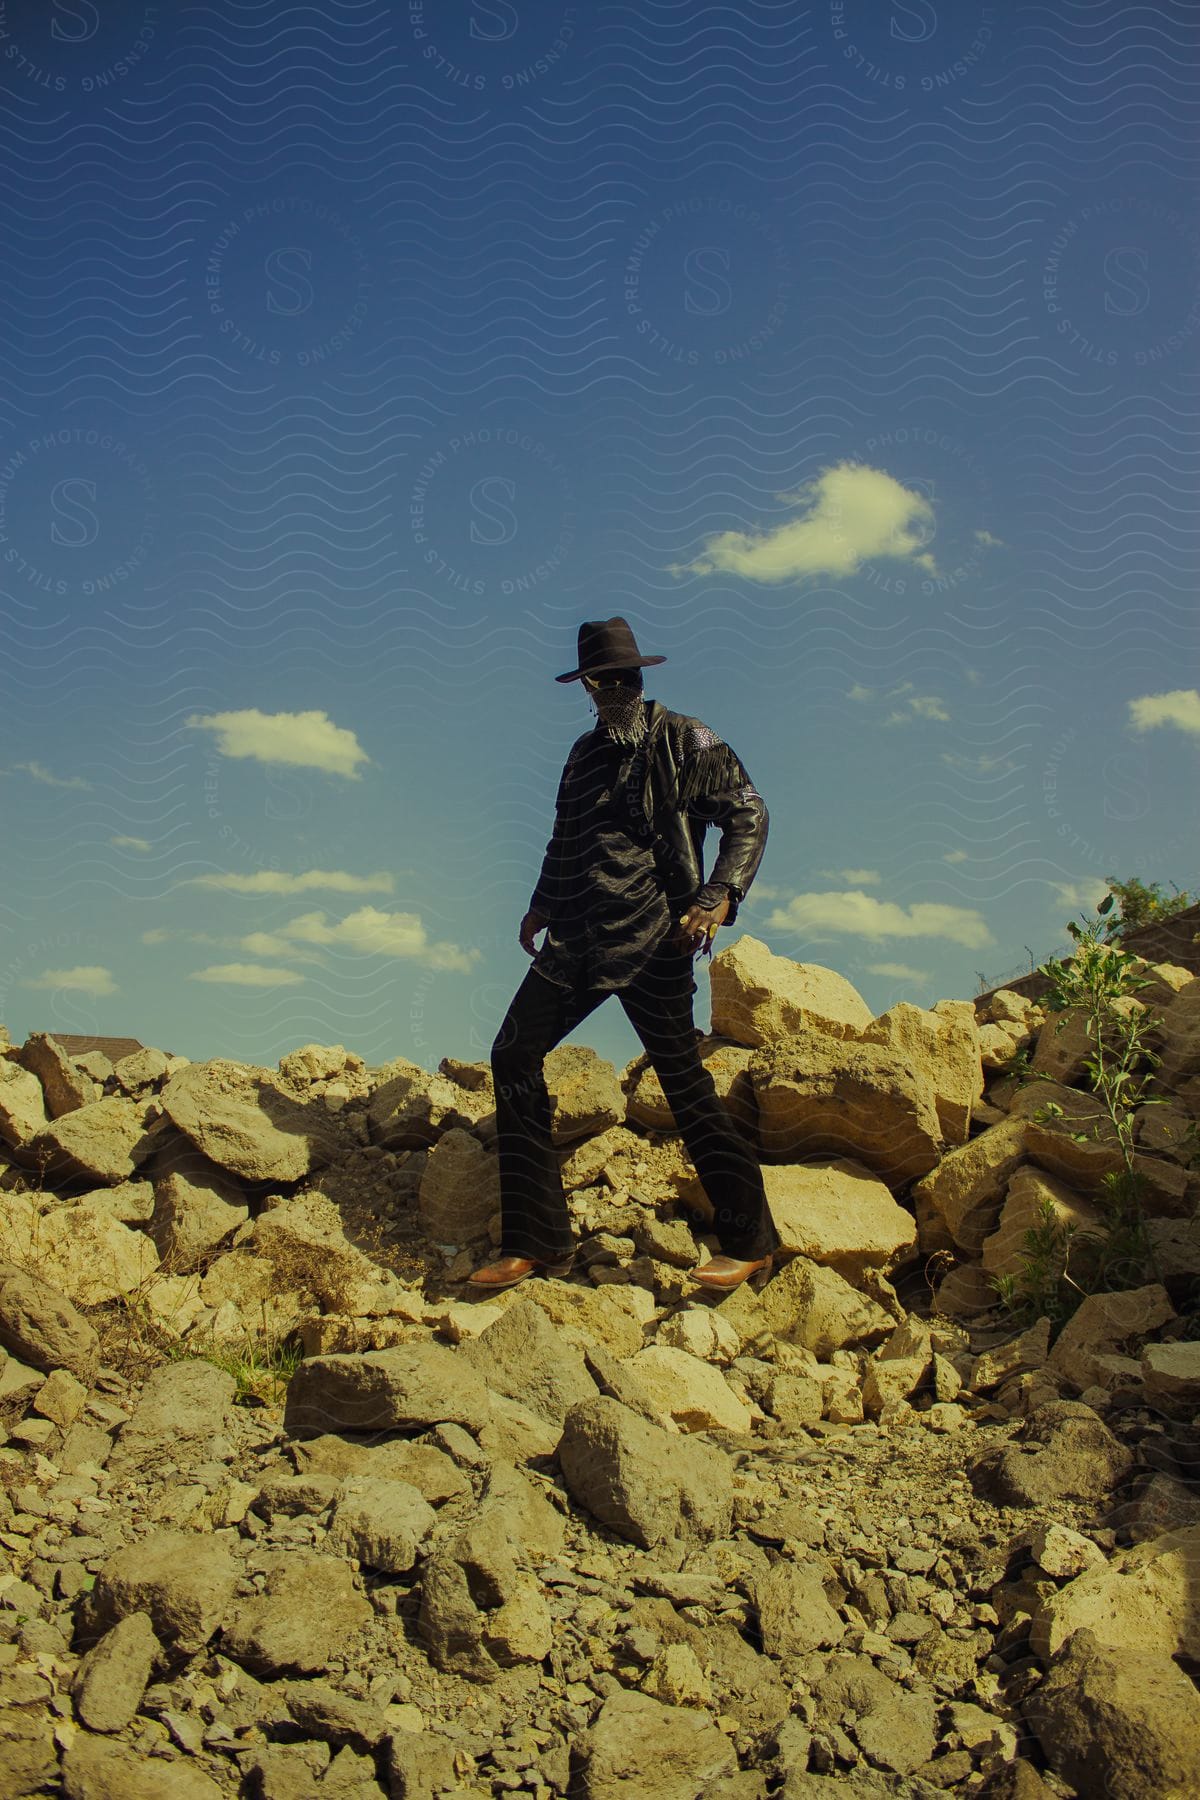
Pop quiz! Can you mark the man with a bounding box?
[468,616,779,1294]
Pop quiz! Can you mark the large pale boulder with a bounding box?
[627,1344,753,1433]
[148,1143,249,1271]
[581,1688,736,1800]
[557,1395,734,1548]
[709,936,874,1047]
[757,1255,895,1358]
[1157,976,1200,1085]
[1011,1080,1124,1188]
[460,1298,598,1427]
[106,1358,237,1480]
[19,1201,159,1305]
[523,1280,651,1360]
[623,1037,757,1134]
[1141,1339,1200,1414]
[30,1096,160,1185]
[981,1165,1102,1281]
[0,1057,50,1158]
[284,1342,492,1437]
[82,1529,239,1654]
[1026,1627,1200,1800]
[1031,1524,1200,1665]
[14,1032,96,1117]
[1047,1284,1176,1394]
[751,1028,944,1183]
[417,1127,499,1243]
[0,1260,100,1380]
[911,1117,1027,1255]
[762,1158,916,1280]
[221,1551,371,1676]
[545,1045,624,1144]
[853,999,983,1144]
[249,1189,386,1313]
[367,1057,479,1150]
[161,1058,344,1182]
[111,1045,172,1093]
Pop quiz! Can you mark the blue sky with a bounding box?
[1,0,1197,1076]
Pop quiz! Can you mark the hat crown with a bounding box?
[556,616,666,682]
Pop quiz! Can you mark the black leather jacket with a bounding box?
[530,699,768,927]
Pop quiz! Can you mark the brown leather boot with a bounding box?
[690,1253,773,1291]
[465,1253,574,1292]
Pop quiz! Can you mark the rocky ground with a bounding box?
[1,935,1199,1798]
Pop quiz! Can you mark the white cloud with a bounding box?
[182,868,394,896]
[111,835,152,851]
[187,963,305,987]
[186,709,370,777]
[234,931,325,964]
[1047,878,1112,914]
[20,965,116,995]
[675,462,938,586]
[974,529,1005,548]
[742,881,782,903]
[767,889,995,949]
[818,868,881,886]
[866,962,932,981]
[141,927,171,944]
[276,906,481,975]
[1128,689,1200,736]
[847,683,874,702]
[943,849,970,864]
[11,761,92,790]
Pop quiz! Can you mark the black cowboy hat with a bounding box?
[555,616,667,683]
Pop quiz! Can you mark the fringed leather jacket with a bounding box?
[530,699,768,926]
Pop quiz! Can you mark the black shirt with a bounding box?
[531,719,673,992]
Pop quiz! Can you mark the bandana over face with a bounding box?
[589,669,648,746]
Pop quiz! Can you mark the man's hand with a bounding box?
[519,908,550,956]
[672,894,730,956]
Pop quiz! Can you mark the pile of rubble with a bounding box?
[1,934,1198,1798]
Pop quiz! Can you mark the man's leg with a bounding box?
[490,966,606,1263]
[619,944,778,1260]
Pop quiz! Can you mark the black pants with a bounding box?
[490,938,778,1263]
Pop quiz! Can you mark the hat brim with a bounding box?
[555,654,667,684]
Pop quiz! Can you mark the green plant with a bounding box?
[1098,874,1193,943]
[992,892,1172,1328]
[167,1303,303,1405]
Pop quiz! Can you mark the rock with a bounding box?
[18,1202,160,1306]
[969,1399,1135,1508]
[545,1044,624,1144]
[557,1395,734,1548]
[911,1117,1027,1256]
[581,1687,736,1799]
[61,1731,225,1797]
[249,1190,390,1313]
[30,1096,159,1185]
[524,1280,651,1360]
[1141,1340,1200,1414]
[970,1317,1052,1392]
[148,1158,250,1272]
[756,1560,845,1655]
[367,1057,479,1150]
[761,1159,916,1280]
[765,1367,824,1428]
[418,1508,553,1682]
[933,1261,1001,1318]
[385,1729,461,1799]
[624,1038,757,1134]
[0,1057,50,1155]
[83,1529,239,1654]
[752,1028,944,1183]
[973,1762,1052,1798]
[460,1297,597,1427]
[106,1357,237,1480]
[71,1610,159,1731]
[284,1679,388,1749]
[853,998,983,1145]
[1047,1284,1176,1394]
[15,1031,96,1117]
[284,1342,491,1437]
[327,1477,437,1573]
[74,1178,155,1224]
[656,1304,742,1364]
[291,1434,470,1507]
[111,1045,171,1092]
[1025,1626,1200,1800]
[1029,1521,1105,1580]
[0,1261,99,1379]
[1146,1216,1200,1291]
[758,1256,895,1358]
[0,1708,57,1798]
[222,1551,372,1676]
[1030,1522,1200,1663]
[817,1655,938,1777]
[627,1344,754,1432]
[979,1021,1026,1072]
[30,1365,87,1428]
[417,1127,500,1243]
[1157,975,1200,1085]
[981,1165,1102,1281]
[1012,1080,1124,1188]
[641,1641,713,1708]
[162,1058,343,1182]
[710,937,874,1047]
[861,1315,933,1417]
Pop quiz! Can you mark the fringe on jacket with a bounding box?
[674,738,754,813]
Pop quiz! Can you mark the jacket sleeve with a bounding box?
[676,721,768,926]
[528,739,583,918]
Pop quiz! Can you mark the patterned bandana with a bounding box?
[589,671,648,746]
